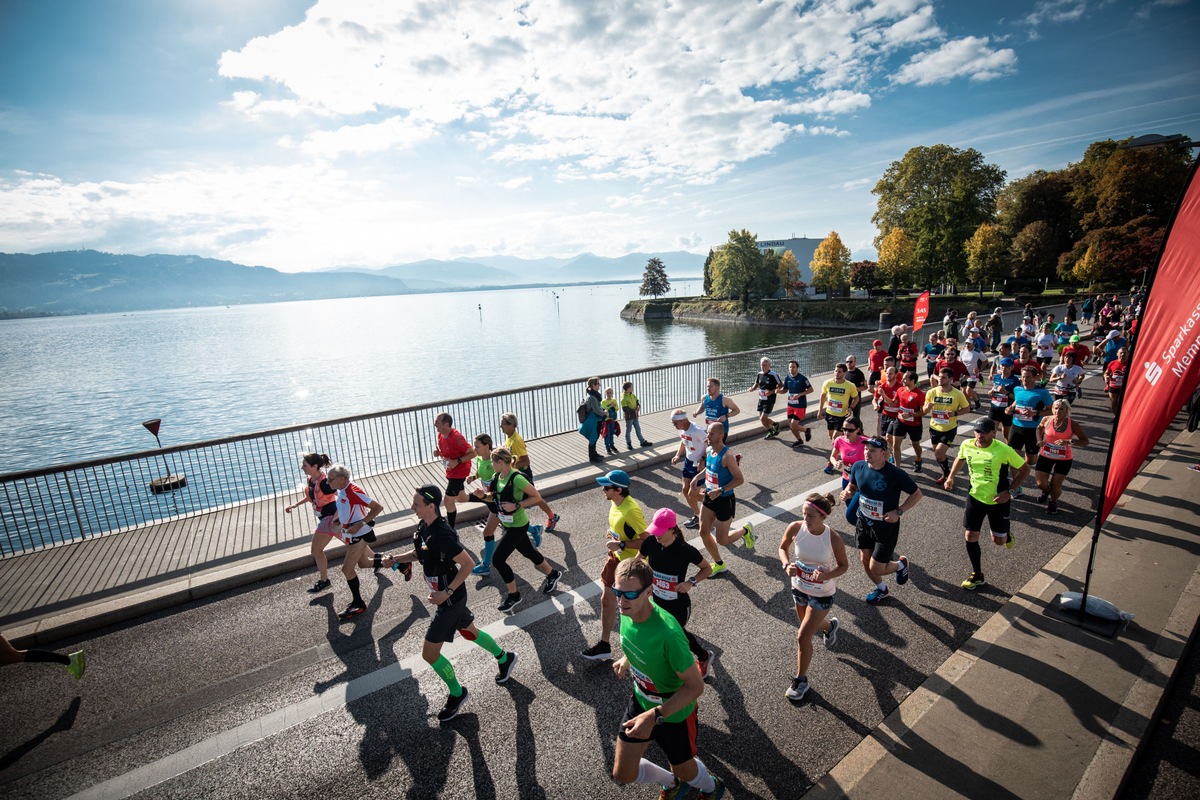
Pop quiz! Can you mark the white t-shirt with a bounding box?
[1050,364,1085,393]
[961,349,986,376]
[678,422,707,463]
[1036,333,1057,359]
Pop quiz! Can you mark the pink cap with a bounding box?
[645,508,678,536]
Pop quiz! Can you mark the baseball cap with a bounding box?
[864,436,888,450]
[416,484,443,507]
[873,339,883,346]
[644,508,677,537]
[1069,335,1081,343]
[596,469,631,489]
[977,419,998,433]
[1000,357,1015,366]
[1106,329,1121,340]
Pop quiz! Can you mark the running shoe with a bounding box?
[545,513,562,532]
[913,460,923,473]
[475,520,488,530]
[865,585,890,604]
[66,651,86,680]
[896,555,910,585]
[823,464,837,475]
[1005,531,1016,549]
[539,569,562,595]
[786,676,810,701]
[659,778,685,800]
[741,522,755,550]
[763,430,775,440]
[391,561,413,581]
[338,602,366,621]
[792,439,804,448]
[530,524,543,548]
[709,561,728,577]
[698,776,726,800]
[683,515,700,530]
[470,562,491,576]
[933,474,946,486]
[1047,499,1059,515]
[772,421,780,436]
[824,618,839,648]
[699,649,715,680]
[805,427,813,442]
[498,593,522,614]
[307,578,332,594]
[495,652,519,685]
[581,641,613,661]
[1010,485,1023,498]
[437,687,469,722]
[961,572,986,590]
[1036,491,1049,504]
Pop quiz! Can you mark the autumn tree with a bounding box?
[1072,243,1104,286]
[639,257,670,298]
[876,226,915,295]
[710,229,766,308]
[777,249,804,297]
[965,223,1009,298]
[996,170,1077,279]
[810,231,851,296]
[872,145,1005,288]
[849,260,879,292]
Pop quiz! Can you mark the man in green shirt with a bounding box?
[944,419,1030,590]
[610,557,725,799]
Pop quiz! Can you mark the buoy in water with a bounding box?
[150,474,187,494]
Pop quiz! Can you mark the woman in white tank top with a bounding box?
[778,492,849,702]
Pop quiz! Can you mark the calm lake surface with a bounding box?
[0,282,863,472]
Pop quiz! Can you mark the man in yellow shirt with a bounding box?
[923,367,971,484]
[582,469,648,661]
[819,363,859,474]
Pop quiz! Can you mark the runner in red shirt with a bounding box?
[897,333,919,376]
[873,365,902,441]
[934,348,969,388]
[1104,346,1128,415]
[435,413,474,529]
[867,340,887,389]
[1014,344,1041,381]
[894,372,926,472]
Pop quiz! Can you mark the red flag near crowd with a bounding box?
[912,290,930,332]
[1100,160,1200,524]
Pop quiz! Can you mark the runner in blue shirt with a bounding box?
[1006,366,1053,497]
[692,377,740,436]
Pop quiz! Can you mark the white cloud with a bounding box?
[499,176,531,189]
[296,116,437,157]
[893,37,1017,86]
[787,90,872,117]
[1023,0,1088,28]
[842,177,873,190]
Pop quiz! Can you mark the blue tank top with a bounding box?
[703,394,731,434]
[705,446,734,496]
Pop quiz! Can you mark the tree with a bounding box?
[702,248,714,296]
[876,226,915,295]
[810,231,851,295]
[710,229,765,308]
[1010,220,1060,280]
[872,145,1006,289]
[1071,243,1104,286]
[849,260,879,292]
[964,223,1009,298]
[996,170,1078,278]
[777,249,804,297]
[759,248,782,298]
[639,257,670,298]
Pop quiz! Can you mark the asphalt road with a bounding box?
[0,377,1150,800]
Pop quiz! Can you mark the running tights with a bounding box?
[492,523,545,584]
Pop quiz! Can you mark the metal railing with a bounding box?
[0,302,1065,557]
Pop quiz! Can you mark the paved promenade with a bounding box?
[2,360,1197,799]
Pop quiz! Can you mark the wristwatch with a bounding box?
[687,577,698,586]
[654,706,666,725]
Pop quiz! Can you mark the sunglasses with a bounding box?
[843,426,858,432]
[611,585,649,600]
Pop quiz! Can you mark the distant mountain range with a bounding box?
[0,249,704,317]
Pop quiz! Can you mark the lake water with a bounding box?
[0,281,858,472]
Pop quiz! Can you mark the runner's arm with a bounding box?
[721,451,744,492]
[1072,421,1090,448]
[779,521,800,574]
[724,397,741,418]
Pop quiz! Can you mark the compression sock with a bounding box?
[23,649,70,665]
[447,510,457,528]
[939,459,950,477]
[465,628,505,659]
[431,654,463,696]
[636,759,676,787]
[347,576,363,605]
[686,758,717,793]
[966,540,983,574]
[480,539,496,567]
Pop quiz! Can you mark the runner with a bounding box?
[382,485,518,723]
[670,410,707,529]
[934,346,969,390]
[326,464,385,621]
[1047,351,1085,403]
[867,339,887,389]
[620,381,653,450]
[691,422,752,576]
[1104,346,1128,415]
[692,377,740,437]
[778,491,847,702]
[923,332,945,388]
[582,470,649,661]
[433,413,473,529]
[1035,323,1057,373]
[1014,344,1041,383]
[923,368,971,485]
[748,357,784,439]
[609,557,725,799]
[285,452,351,594]
[467,434,501,575]
[988,357,1019,443]
[897,331,919,376]
[499,412,561,534]
[895,371,926,471]
[841,436,923,604]
[640,508,715,678]
[960,339,987,411]
[944,420,1030,590]
[819,363,859,473]
[844,355,868,413]
[781,360,815,447]
[1005,366,1054,497]
[985,307,1005,352]
[1035,399,1090,515]
[829,417,867,488]
[873,365,902,442]
[472,448,562,614]
[0,634,85,679]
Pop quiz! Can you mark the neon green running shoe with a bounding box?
[742,522,755,550]
[66,651,86,680]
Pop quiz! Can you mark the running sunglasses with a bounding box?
[610,585,650,600]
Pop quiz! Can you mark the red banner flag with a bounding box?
[912,290,930,332]
[1101,160,1200,525]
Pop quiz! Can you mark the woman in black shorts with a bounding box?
[640,508,715,677]
[1034,400,1089,515]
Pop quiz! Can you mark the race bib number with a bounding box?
[630,664,664,705]
[608,529,621,544]
[991,390,1008,407]
[1110,372,1124,388]
[498,510,515,524]
[792,561,826,593]
[1042,440,1069,459]
[899,409,916,423]
[828,398,844,413]
[441,459,452,471]
[788,393,802,406]
[705,471,720,493]
[1015,405,1035,422]
[652,570,679,601]
[932,409,951,424]
[759,389,770,399]
[425,574,440,592]
[883,402,900,415]
[859,497,885,521]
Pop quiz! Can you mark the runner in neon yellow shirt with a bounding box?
[819,362,860,473]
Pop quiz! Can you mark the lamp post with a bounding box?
[142,418,187,494]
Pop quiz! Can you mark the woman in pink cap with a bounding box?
[638,508,715,678]
[778,492,848,702]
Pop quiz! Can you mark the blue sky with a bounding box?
[1,0,1197,272]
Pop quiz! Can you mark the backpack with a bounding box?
[577,398,589,423]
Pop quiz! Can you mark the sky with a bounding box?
[1,0,1198,272]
